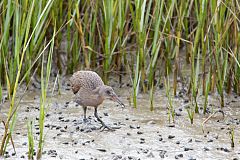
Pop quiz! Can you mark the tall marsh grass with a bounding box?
[0,0,240,156]
[0,0,55,156]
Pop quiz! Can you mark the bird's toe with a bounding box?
[99,125,114,132]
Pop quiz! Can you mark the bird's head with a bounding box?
[95,85,125,108]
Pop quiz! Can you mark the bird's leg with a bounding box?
[82,106,88,123]
[94,107,113,131]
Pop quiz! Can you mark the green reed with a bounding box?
[129,0,149,95]
[102,0,114,83]
[66,1,73,73]
[1,0,240,109]
[129,0,147,107]
[211,0,227,108]
[187,108,195,124]
[37,22,55,159]
[84,0,99,69]
[132,52,141,108]
[0,0,35,155]
[0,0,54,156]
[116,0,128,84]
[203,72,211,114]
[148,0,164,110]
[191,0,208,113]
[191,49,200,113]
[27,121,34,160]
[164,68,175,123]
[173,0,185,96]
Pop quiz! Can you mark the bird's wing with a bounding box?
[69,71,104,94]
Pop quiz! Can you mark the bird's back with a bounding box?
[69,71,104,94]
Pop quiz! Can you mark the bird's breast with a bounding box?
[75,94,104,107]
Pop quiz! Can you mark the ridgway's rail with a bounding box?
[69,71,125,131]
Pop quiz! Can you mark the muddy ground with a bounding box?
[0,79,240,160]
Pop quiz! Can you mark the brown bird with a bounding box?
[69,70,125,131]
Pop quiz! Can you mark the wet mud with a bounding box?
[0,83,240,160]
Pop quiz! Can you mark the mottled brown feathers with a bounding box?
[69,71,104,94]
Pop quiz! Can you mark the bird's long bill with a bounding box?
[111,95,125,108]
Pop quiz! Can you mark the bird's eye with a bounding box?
[106,90,111,95]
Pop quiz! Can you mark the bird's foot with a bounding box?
[99,124,114,132]
[83,118,91,125]
[99,124,121,132]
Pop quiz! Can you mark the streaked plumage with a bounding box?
[69,70,125,131]
[70,71,104,94]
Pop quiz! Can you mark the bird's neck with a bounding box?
[92,87,104,99]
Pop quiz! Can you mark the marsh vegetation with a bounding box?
[0,0,240,159]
